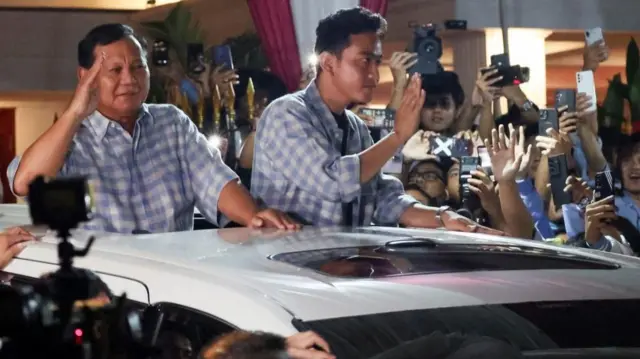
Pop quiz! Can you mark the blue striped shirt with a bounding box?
[251,82,417,226]
[7,104,238,233]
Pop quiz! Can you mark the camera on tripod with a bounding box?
[0,176,156,359]
[480,53,530,87]
[408,20,467,75]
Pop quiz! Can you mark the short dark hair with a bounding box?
[77,23,147,69]
[314,7,386,56]
[422,72,465,108]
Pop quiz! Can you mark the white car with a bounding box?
[3,208,640,358]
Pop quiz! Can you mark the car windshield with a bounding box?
[270,240,618,279]
[293,299,640,358]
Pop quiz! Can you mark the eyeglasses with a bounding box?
[410,171,445,183]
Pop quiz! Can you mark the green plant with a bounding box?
[599,38,640,131]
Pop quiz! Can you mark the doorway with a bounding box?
[0,109,16,203]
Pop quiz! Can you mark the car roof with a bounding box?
[11,226,640,323]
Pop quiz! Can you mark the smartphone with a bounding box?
[539,109,572,206]
[213,45,234,70]
[538,109,559,135]
[429,136,471,158]
[187,43,205,74]
[477,146,493,176]
[359,107,394,130]
[460,156,481,211]
[594,170,615,202]
[576,70,598,112]
[554,89,577,113]
[152,40,169,67]
[585,27,604,46]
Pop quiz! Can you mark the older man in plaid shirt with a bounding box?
[252,8,499,234]
[7,24,298,234]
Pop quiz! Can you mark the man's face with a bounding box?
[621,144,640,192]
[84,36,150,117]
[331,33,381,104]
[420,94,458,133]
[408,162,446,200]
[447,162,460,203]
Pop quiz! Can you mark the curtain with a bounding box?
[290,0,359,71]
[246,0,301,92]
[360,0,389,16]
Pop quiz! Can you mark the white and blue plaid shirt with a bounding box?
[7,104,238,233]
[251,82,417,226]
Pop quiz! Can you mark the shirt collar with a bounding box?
[85,104,152,140]
[302,80,355,132]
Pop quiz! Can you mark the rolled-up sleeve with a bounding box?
[374,174,418,225]
[178,110,238,227]
[259,100,361,203]
[6,156,21,196]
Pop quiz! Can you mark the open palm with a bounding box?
[485,124,523,182]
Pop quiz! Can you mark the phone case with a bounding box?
[554,89,577,112]
[576,70,597,112]
[585,27,604,46]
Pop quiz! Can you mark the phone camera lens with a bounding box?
[586,31,590,37]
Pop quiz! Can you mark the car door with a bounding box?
[3,257,150,304]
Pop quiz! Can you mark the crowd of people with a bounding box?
[0,4,639,359]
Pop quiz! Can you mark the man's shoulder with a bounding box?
[263,91,308,119]
[144,103,185,122]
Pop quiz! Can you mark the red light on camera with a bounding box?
[513,79,521,85]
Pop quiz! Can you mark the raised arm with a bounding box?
[10,54,105,196]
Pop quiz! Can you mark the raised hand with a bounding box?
[389,52,418,88]
[286,331,335,359]
[402,130,433,161]
[67,52,105,120]
[471,67,502,106]
[485,124,523,183]
[394,73,426,142]
[584,195,617,245]
[564,175,593,204]
[536,127,572,158]
[467,168,502,219]
[512,124,533,180]
[583,39,609,72]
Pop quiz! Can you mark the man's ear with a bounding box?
[318,52,336,76]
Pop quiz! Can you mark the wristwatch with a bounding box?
[521,100,535,112]
[435,206,452,228]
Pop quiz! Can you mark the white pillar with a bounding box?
[451,32,487,103]
[485,28,552,108]
[289,0,359,71]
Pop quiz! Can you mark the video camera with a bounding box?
[408,20,467,75]
[0,176,157,359]
[481,53,530,87]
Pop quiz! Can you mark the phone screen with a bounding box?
[477,146,492,175]
[213,45,234,70]
[152,40,169,67]
[187,43,205,74]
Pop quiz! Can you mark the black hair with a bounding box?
[314,7,386,56]
[233,68,288,107]
[77,23,147,69]
[198,331,286,359]
[421,72,465,108]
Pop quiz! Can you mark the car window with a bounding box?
[152,302,237,358]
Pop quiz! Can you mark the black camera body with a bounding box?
[0,176,156,359]
[408,20,467,75]
[481,53,530,87]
